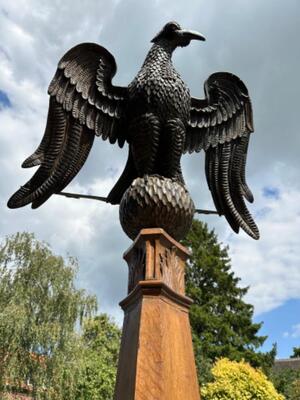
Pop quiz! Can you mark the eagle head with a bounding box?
[151,21,206,47]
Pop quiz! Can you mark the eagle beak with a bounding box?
[179,29,206,41]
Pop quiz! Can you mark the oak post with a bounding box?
[114,228,200,400]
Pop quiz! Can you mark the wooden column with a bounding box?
[114,228,200,400]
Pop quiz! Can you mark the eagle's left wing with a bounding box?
[185,72,259,239]
[7,43,128,209]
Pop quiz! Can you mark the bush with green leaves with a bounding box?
[288,378,300,400]
[76,315,121,399]
[271,368,300,399]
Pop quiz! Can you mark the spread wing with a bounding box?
[185,72,259,239]
[8,43,127,209]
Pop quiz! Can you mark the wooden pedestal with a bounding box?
[114,228,200,400]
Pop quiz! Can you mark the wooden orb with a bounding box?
[119,175,195,241]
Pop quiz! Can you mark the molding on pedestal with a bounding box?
[120,280,193,312]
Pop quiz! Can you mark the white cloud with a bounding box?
[291,324,300,339]
[0,0,300,325]
[283,324,300,339]
[225,163,300,315]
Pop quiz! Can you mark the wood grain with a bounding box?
[124,228,189,295]
[114,229,200,400]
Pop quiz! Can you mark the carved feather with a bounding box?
[8,43,128,209]
[186,72,259,239]
[8,25,259,241]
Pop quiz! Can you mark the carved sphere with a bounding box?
[119,175,195,241]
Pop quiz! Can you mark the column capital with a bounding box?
[123,228,190,295]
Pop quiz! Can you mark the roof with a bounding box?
[273,358,300,371]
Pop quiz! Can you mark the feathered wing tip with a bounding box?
[205,136,259,240]
[8,42,128,210]
[7,99,94,209]
[21,107,52,168]
[22,154,43,168]
[107,148,138,205]
[240,137,254,204]
[186,72,259,240]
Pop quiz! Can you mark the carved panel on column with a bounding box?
[124,228,189,295]
[158,246,185,295]
[126,247,146,293]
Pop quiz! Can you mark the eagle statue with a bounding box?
[8,21,259,241]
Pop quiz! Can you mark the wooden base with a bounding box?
[114,228,200,400]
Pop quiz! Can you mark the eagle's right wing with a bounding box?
[8,43,128,209]
[185,72,259,240]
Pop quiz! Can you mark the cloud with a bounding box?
[0,0,300,325]
[226,163,300,315]
[283,324,300,339]
[291,324,300,339]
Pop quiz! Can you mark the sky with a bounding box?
[0,0,299,359]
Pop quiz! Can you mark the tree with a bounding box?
[76,314,121,399]
[201,358,284,400]
[0,232,97,399]
[291,347,300,358]
[182,220,275,383]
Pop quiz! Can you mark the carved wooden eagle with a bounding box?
[8,21,259,240]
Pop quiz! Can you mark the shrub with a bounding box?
[201,358,284,400]
[288,378,300,400]
[271,367,300,399]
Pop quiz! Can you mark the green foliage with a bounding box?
[76,315,121,399]
[182,220,275,383]
[290,347,300,359]
[271,368,300,399]
[288,378,300,400]
[201,358,284,400]
[0,232,97,399]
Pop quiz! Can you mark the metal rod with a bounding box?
[194,209,220,215]
[56,191,107,202]
[56,191,221,215]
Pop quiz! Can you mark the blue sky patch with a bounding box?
[0,90,11,109]
[263,186,280,200]
[255,299,300,359]
[256,206,272,219]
